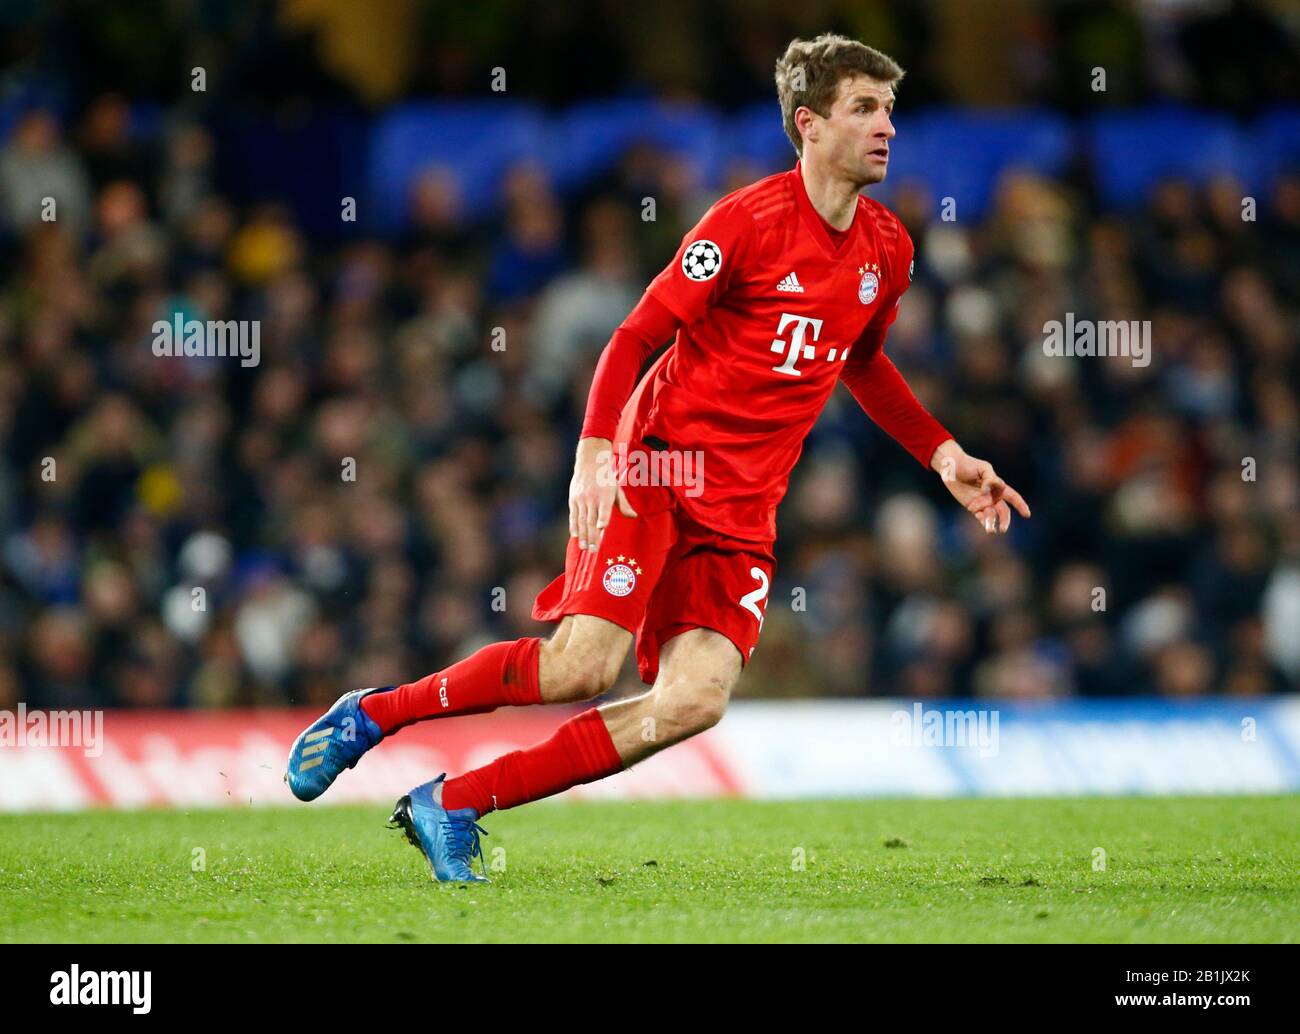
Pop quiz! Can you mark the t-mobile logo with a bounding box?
[770,313,823,376]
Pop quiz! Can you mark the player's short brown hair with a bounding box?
[774,33,904,156]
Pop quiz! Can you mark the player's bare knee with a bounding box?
[539,625,625,702]
[655,676,730,738]
[687,679,730,732]
[563,657,617,701]
[538,638,592,701]
[595,651,625,697]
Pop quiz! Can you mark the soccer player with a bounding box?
[285,33,1031,882]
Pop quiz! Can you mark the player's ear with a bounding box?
[795,105,818,149]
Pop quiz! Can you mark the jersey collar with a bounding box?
[791,159,860,259]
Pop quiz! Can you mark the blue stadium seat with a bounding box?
[368,101,547,230]
[726,102,793,172]
[362,101,1300,229]
[1087,106,1252,209]
[880,109,1073,220]
[128,101,163,141]
[1253,107,1300,194]
[548,98,723,188]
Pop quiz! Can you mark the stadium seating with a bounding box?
[354,100,1300,227]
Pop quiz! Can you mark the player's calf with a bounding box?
[350,635,546,738]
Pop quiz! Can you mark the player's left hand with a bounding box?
[931,442,1030,534]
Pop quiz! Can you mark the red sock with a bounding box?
[360,636,543,735]
[441,708,624,815]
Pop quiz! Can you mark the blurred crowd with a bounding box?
[4,0,1296,112]
[1,95,1298,709]
[0,1,1298,709]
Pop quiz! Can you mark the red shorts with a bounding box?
[532,463,776,685]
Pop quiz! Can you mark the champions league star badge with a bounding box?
[602,556,642,597]
[857,262,881,304]
[682,240,722,281]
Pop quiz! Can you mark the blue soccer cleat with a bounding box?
[285,687,388,801]
[387,774,491,884]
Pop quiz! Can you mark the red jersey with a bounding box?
[613,162,923,542]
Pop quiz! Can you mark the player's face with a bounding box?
[805,74,896,187]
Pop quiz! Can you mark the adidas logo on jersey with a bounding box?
[776,272,804,293]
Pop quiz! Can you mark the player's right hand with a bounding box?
[569,437,638,552]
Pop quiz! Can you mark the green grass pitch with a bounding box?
[1,796,1296,943]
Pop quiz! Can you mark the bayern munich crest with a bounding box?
[682,239,722,281]
[602,556,641,597]
[858,265,880,305]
